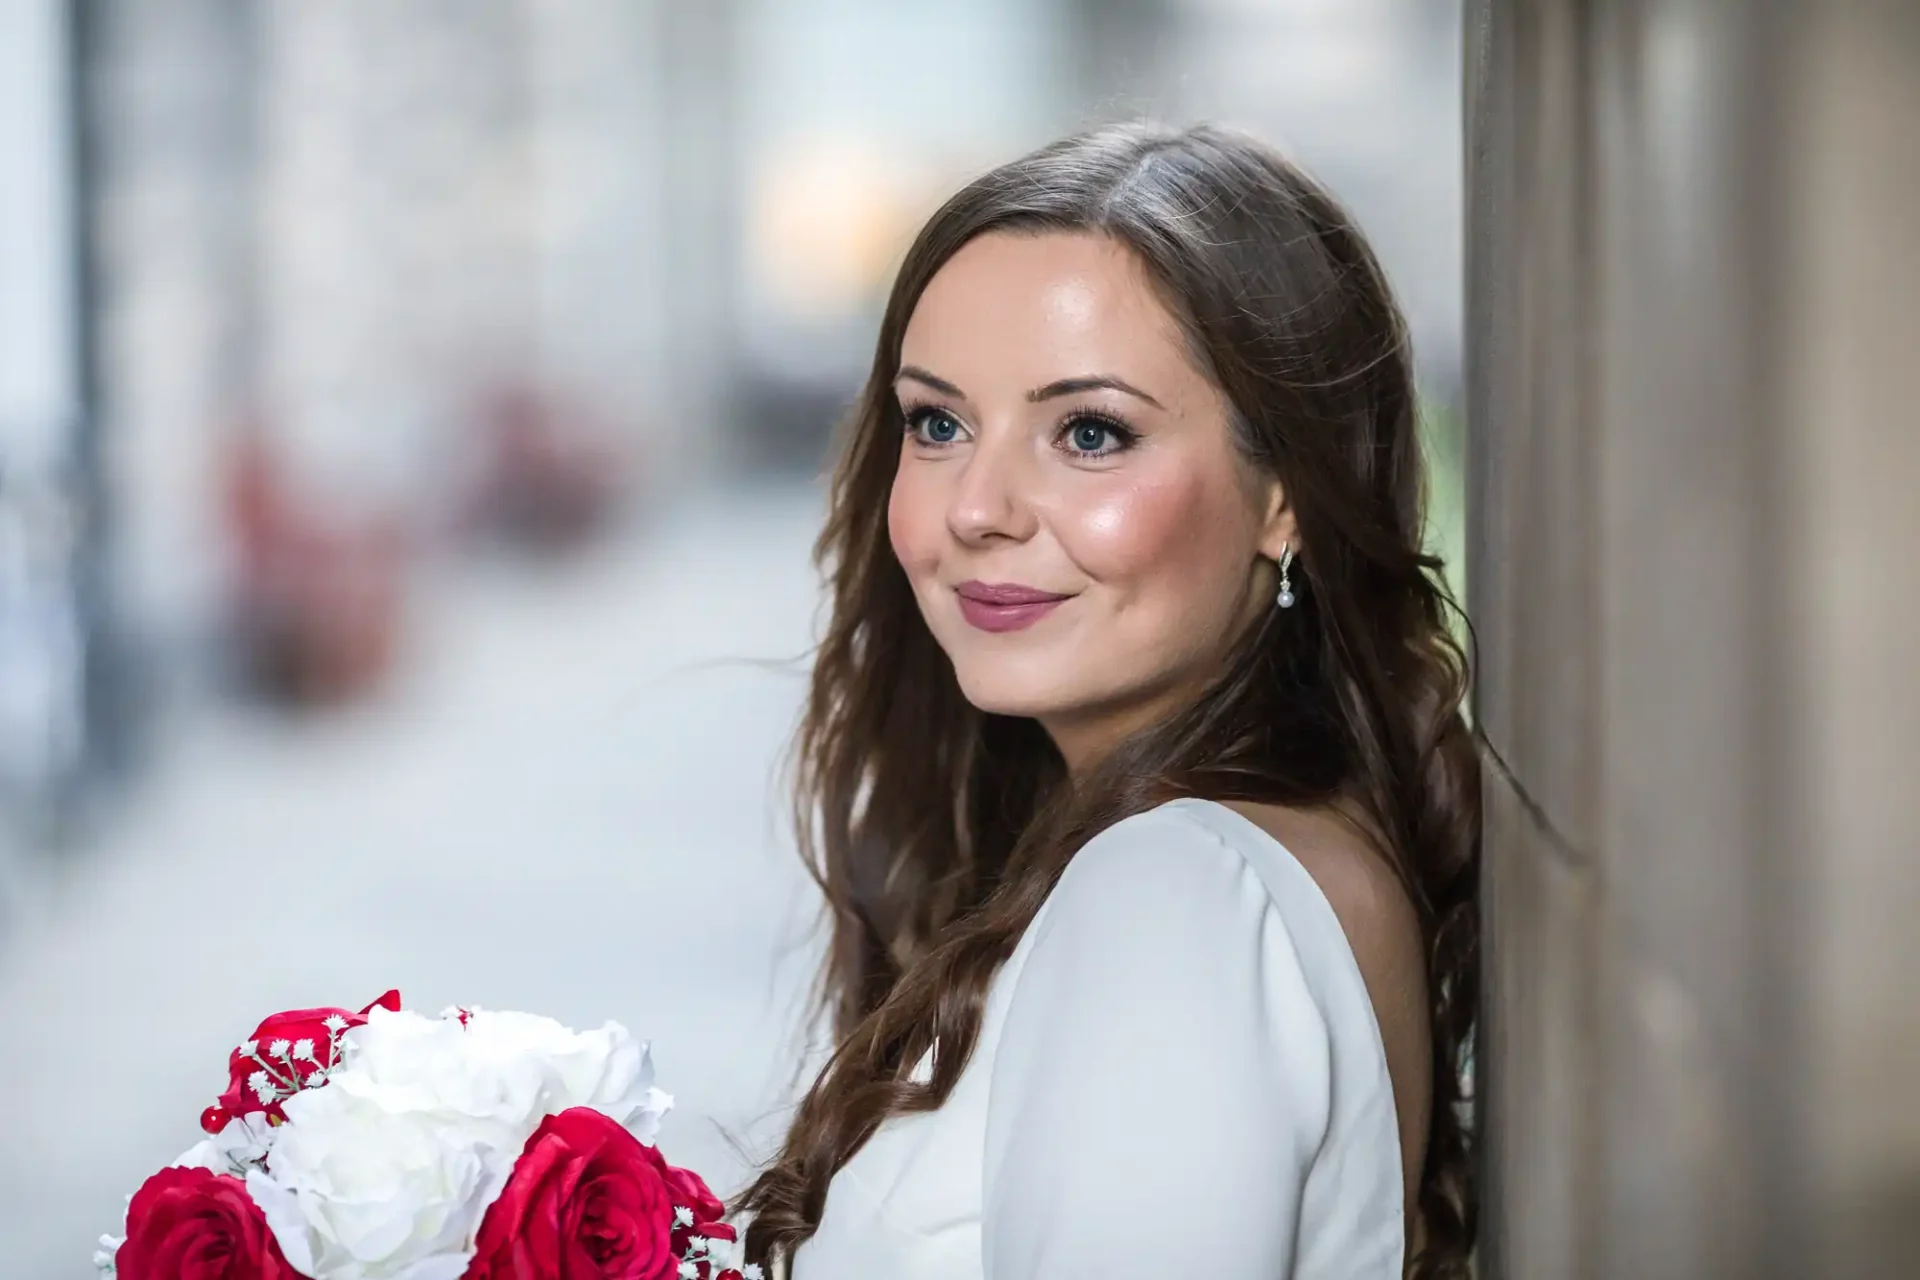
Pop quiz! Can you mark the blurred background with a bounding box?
[0,0,1465,1272]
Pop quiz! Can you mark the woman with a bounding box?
[738,122,1478,1279]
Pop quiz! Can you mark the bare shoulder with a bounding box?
[1216,799,1432,1204]
[1216,801,1423,974]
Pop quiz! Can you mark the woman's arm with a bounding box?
[980,812,1333,1277]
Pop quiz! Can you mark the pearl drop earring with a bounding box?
[1276,544,1297,609]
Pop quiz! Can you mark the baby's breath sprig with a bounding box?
[236,1015,355,1111]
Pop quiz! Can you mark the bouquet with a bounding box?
[95,991,761,1280]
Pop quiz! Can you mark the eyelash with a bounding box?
[899,404,1140,459]
[1055,410,1139,457]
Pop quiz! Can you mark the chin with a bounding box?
[948,661,1070,720]
[947,655,1119,723]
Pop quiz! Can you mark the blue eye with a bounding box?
[1059,413,1137,457]
[905,406,964,447]
[1069,422,1110,452]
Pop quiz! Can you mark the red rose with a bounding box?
[633,1144,734,1273]
[637,1142,725,1227]
[116,1167,303,1280]
[202,990,401,1133]
[464,1107,678,1280]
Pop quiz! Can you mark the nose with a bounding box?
[946,431,1039,547]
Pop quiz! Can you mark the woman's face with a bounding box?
[887,230,1295,768]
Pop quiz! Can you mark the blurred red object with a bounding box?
[221,432,407,707]
[458,386,633,555]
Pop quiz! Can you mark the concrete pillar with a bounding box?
[1468,3,1919,1276]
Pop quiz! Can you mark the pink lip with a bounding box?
[954,581,1071,633]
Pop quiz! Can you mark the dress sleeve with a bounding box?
[980,809,1333,1278]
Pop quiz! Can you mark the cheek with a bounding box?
[1062,467,1240,590]
[887,460,943,576]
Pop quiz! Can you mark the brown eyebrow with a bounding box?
[896,365,965,399]
[1028,375,1165,411]
[895,366,1166,411]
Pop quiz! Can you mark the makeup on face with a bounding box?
[953,580,1074,632]
[885,230,1285,746]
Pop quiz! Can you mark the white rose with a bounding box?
[449,1008,673,1141]
[248,1006,673,1280]
[247,1013,672,1280]
[336,1007,672,1151]
[249,1082,500,1280]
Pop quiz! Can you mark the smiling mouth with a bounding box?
[954,581,1072,633]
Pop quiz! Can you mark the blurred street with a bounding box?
[0,482,829,1276]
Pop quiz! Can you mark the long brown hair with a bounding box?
[738,122,1479,1278]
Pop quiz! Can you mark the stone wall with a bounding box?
[1468,3,1920,1276]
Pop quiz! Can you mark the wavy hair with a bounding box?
[737,122,1479,1278]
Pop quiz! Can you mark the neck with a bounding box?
[1041,686,1191,780]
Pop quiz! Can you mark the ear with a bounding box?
[1255,475,1298,564]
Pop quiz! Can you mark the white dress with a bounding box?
[789,797,1405,1279]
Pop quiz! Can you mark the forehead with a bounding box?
[899,231,1196,395]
